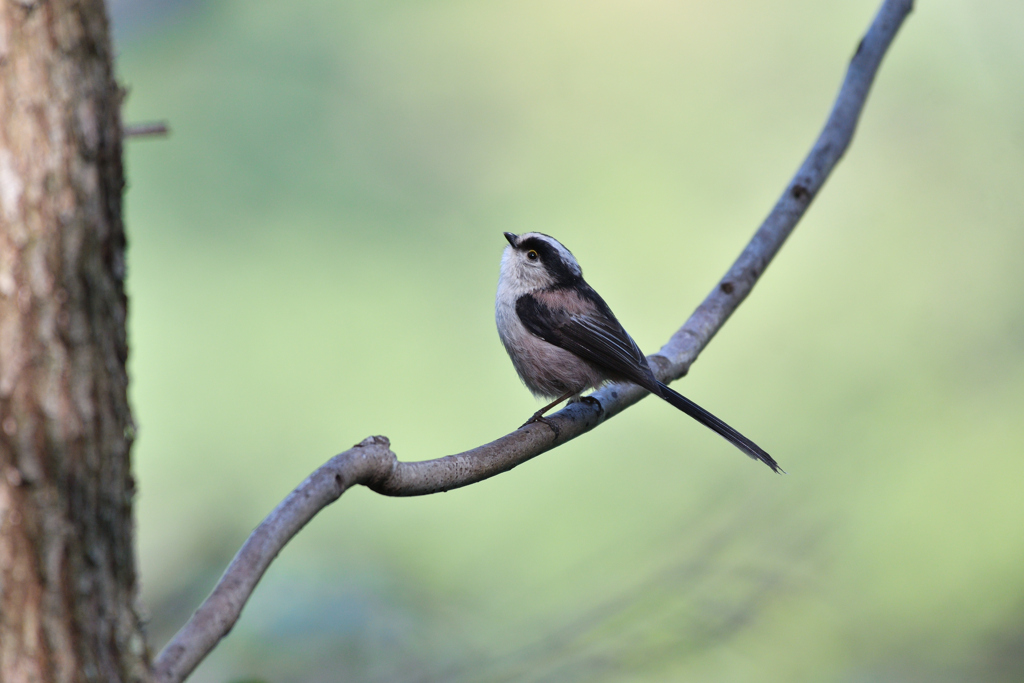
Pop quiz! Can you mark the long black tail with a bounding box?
[656,381,783,473]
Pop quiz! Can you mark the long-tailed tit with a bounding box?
[495,232,781,473]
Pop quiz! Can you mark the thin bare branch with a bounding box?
[151,1,913,681]
[123,121,169,139]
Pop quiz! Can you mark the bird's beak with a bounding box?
[503,232,518,247]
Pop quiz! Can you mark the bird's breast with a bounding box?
[495,291,605,399]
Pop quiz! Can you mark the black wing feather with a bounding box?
[515,289,657,390]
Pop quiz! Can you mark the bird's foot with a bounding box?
[577,395,603,415]
[521,413,561,438]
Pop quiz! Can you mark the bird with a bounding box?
[495,231,781,473]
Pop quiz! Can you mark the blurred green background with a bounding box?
[113,0,1024,681]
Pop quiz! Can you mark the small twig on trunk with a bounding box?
[151,1,913,681]
[123,121,170,139]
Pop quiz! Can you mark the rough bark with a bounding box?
[0,2,149,682]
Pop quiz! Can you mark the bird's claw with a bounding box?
[521,414,560,438]
[577,395,603,415]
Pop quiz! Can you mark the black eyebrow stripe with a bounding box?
[516,237,579,286]
[516,237,554,254]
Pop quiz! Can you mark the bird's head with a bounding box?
[500,232,582,291]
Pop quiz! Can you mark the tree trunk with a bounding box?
[0,2,149,682]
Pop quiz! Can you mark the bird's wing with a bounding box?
[515,288,658,391]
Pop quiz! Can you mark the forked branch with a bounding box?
[152,1,913,681]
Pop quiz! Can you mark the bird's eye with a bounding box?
[526,250,538,261]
